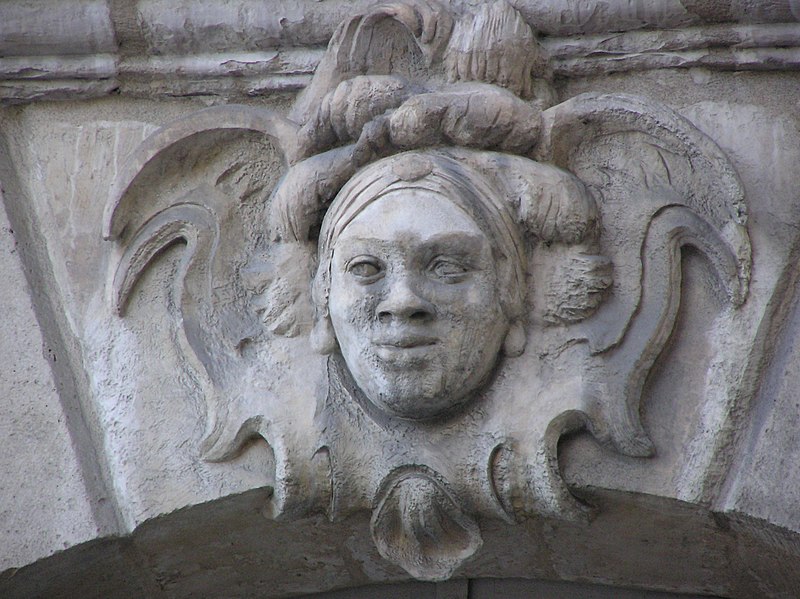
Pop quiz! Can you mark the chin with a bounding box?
[366,375,471,420]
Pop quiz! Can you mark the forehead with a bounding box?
[336,188,485,244]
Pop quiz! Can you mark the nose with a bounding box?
[377,275,434,324]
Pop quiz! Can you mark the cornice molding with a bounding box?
[2,1,798,104]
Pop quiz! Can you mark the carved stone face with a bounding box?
[328,189,510,420]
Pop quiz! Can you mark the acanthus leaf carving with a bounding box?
[105,0,751,582]
[534,92,750,457]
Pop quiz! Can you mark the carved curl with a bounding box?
[264,77,609,336]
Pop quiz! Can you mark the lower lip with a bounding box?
[374,343,436,365]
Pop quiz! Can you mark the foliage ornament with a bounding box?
[104,0,750,581]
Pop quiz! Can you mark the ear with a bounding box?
[311,315,338,355]
[503,320,526,357]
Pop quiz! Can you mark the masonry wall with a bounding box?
[2,2,800,597]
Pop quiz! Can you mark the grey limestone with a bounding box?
[1,1,800,597]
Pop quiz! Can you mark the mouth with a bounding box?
[375,336,437,349]
[372,336,438,366]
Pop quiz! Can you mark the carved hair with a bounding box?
[264,74,611,340]
[303,146,613,356]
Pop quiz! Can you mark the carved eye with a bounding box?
[429,257,470,282]
[348,258,383,282]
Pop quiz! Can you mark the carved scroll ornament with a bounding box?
[104,0,750,581]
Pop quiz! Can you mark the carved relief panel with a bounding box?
[105,1,750,581]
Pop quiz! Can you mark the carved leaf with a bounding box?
[105,105,326,505]
[536,93,750,456]
[103,105,299,240]
[585,205,746,456]
[111,198,232,384]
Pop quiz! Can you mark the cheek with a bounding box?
[329,281,379,331]
[430,275,501,322]
[346,294,378,326]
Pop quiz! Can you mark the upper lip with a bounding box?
[374,335,437,348]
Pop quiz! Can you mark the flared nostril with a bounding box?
[378,308,433,324]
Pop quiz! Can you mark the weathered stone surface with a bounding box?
[1,99,283,533]
[2,1,800,597]
[0,186,106,571]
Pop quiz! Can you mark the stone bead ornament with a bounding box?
[104,0,750,581]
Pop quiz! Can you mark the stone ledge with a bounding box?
[2,0,799,104]
[2,488,798,598]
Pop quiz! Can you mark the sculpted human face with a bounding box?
[328,189,510,420]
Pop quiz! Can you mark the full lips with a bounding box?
[373,339,439,368]
[373,335,438,348]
